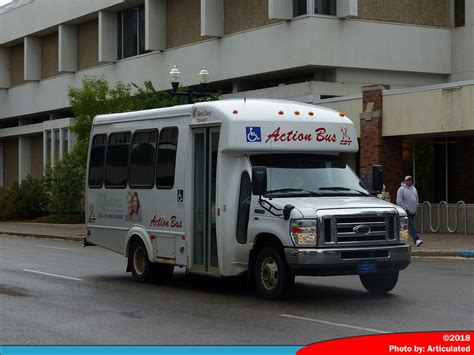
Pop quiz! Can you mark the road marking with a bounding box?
[279,314,387,334]
[34,245,77,251]
[22,269,84,281]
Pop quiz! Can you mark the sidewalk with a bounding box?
[0,221,472,257]
[0,221,85,241]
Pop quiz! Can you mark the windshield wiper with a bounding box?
[266,188,321,196]
[319,187,370,196]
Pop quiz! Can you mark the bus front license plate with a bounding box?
[357,260,377,274]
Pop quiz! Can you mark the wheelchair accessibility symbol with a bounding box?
[246,127,262,142]
[177,189,184,203]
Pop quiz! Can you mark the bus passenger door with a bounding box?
[192,127,220,274]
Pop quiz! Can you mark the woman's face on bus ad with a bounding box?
[132,195,139,213]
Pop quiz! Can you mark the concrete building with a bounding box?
[0,0,472,231]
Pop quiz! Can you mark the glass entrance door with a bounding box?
[192,127,220,273]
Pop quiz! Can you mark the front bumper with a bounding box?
[285,244,411,276]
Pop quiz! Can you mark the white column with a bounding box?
[0,141,4,187]
[268,0,292,20]
[19,136,31,181]
[99,11,117,63]
[337,0,358,18]
[145,0,166,51]
[59,24,77,72]
[201,0,224,37]
[24,36,41,81]
[0,47,10,89]
[43,130,48,169]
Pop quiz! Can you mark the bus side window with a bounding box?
[129,129,158,189]
[236,172,252,244]
[88,134,107,188]
[156,127,178,189]
[105,132,131,188]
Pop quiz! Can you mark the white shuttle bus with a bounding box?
[85,99,411,299]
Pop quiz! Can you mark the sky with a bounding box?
[0,0,12,6]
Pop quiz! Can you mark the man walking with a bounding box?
[396,176,423,247]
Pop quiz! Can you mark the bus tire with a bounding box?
[129,239,153,282]
[152,263,174,283]
[359,271,399,294]
[254,246,294,300]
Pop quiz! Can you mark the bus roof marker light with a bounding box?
[233,109,239,114]
[339,112,346,117]
[278,110,284,115]
[294,111,300,116]
[308,112,314,116]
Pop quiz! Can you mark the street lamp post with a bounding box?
[169,65,211,104]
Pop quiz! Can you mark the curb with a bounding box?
[411,250,474,258]
[0,231,84,242]
[458,250,474,258]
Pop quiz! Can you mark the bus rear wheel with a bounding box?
[254,246,294,300]
[130,239,153,282]
[359,271,399,294]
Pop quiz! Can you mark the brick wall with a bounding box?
[77,20,99,71]
[10,43,25,86]
[360,86,403,201]
[41,32,59,79]
[357,0,450,28]
[224,0,281,35]
[166,0,202,48]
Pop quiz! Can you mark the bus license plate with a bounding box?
[357,260,377,274]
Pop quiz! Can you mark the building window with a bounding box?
[46,130,52,166]
[293,0,308,16]
[54,129,60,165]
[293,0,336,16]
[455,0,465,27]
[315,0,336,15]
[117,5,145,60]
[62,128,69,157]
[156,127,179,189]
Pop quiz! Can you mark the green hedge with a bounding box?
[0,176,48,220]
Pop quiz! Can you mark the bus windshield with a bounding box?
[250,154,369,197]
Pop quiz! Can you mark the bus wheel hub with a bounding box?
[261,257,279,290]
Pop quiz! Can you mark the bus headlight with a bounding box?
[290,220,317,247]
[399,216,409,242]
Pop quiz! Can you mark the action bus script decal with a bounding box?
[149,215,183,229]
[264,127,352,144]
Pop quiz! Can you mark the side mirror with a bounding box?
[252,166,267,196]
[283,204,295,220]
[372,165,384,191]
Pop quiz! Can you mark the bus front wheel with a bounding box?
[254,246,294,300]
[359,271,399,294]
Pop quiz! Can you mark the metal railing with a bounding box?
[420,201,468,235]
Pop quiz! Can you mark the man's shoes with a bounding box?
[415,239,424,247]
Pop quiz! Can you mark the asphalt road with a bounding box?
[1,235,473,345]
